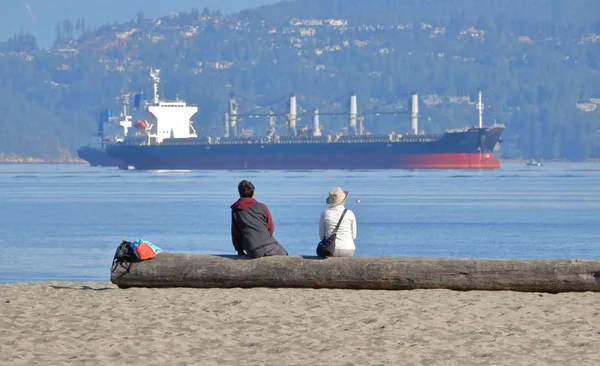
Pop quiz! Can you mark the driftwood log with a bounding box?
[110,253,600,292]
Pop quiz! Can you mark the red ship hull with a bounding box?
[395,153,500,169]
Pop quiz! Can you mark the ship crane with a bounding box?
[226,93,294,137]
[358,110,411,136]
[356,111,412,136]
[228,92,366,138]
[224,92,419,138]
[361,111,409,116]
[226,110,294,137]
[477,90,484,128]
[358,92,418,135]
[232,112,289,118]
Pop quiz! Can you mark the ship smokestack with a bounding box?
[228,94,238,136]
[477,91,484,128]
[410,91,419,135]
[289,93,297,136]
[350,93,358,135]
[313,108,322,137]
[224,112,230,138]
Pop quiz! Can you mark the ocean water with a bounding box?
[0,162,598,283]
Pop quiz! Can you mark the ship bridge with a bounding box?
[148,101,198,143]
[145,69,198,143]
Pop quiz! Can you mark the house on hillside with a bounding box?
[460,27,484,40]
[576,102,597,112]
[56,48,79,57]
[325,19,347,28]
[518,35,533,44]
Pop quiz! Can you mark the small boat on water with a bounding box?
[526,159,543,167]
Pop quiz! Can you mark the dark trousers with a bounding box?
[248,242,288,259]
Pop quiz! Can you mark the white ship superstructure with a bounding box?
[78,67,198,167]
[91,94,133,149]
[140,68,198,144]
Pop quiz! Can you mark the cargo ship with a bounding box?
[106,70,504,170]
[77,95,133,167]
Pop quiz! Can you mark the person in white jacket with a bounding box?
[319,186,357,257]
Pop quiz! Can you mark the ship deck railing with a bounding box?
[155,134,443,146]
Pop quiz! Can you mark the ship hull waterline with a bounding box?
[77,146,123,167]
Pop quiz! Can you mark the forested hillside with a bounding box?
[0,0,599,161]
[1,0,277,47]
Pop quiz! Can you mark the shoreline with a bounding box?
[1,281,599,364]
[0,158,89,164]
[1,159,599,165]
[0,161,87,165]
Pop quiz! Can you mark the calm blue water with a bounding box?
[0,163,598,283]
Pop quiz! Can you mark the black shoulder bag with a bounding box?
[316,209,348,257]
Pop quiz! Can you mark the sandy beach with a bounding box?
[1,282,600,365]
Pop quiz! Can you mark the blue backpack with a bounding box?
[111,239,163,272]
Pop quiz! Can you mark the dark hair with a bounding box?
[238,180,255,198]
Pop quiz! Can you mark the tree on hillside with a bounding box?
[137,9,145,25]
[62,19,74,41]
[2,32,38,53]
[191,8,200,21]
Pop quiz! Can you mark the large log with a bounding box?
[110,253,600,292]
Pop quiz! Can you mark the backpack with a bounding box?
[113,240,137,262]
[111,239,164,272]
[111,240,137,272]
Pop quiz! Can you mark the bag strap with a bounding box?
[332,209,348,234]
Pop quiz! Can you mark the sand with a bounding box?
[1,282,600,365]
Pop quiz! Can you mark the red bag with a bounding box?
[130,239,164,260]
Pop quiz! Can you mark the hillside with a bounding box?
[249,0,600,25]
[1,0,278,47]
[0,0,599,161]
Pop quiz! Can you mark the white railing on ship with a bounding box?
[159,135,442,145]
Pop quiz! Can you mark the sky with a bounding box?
[2,0,281,47]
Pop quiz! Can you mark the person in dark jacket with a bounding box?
[230,180,288,258]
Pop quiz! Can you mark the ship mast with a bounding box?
[120,94,130,118]
[224,112,230,138]
[150,68,161,104]
[312,108,321,137]
[477,90,484,128]
[228,94,238,136]
[410,91,419,135]
[289,93,297,136]
[119,94,132,137]
[268,109,276,137]
[349,93,358,135]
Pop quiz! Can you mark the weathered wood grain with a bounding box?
[110,253,600,292]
